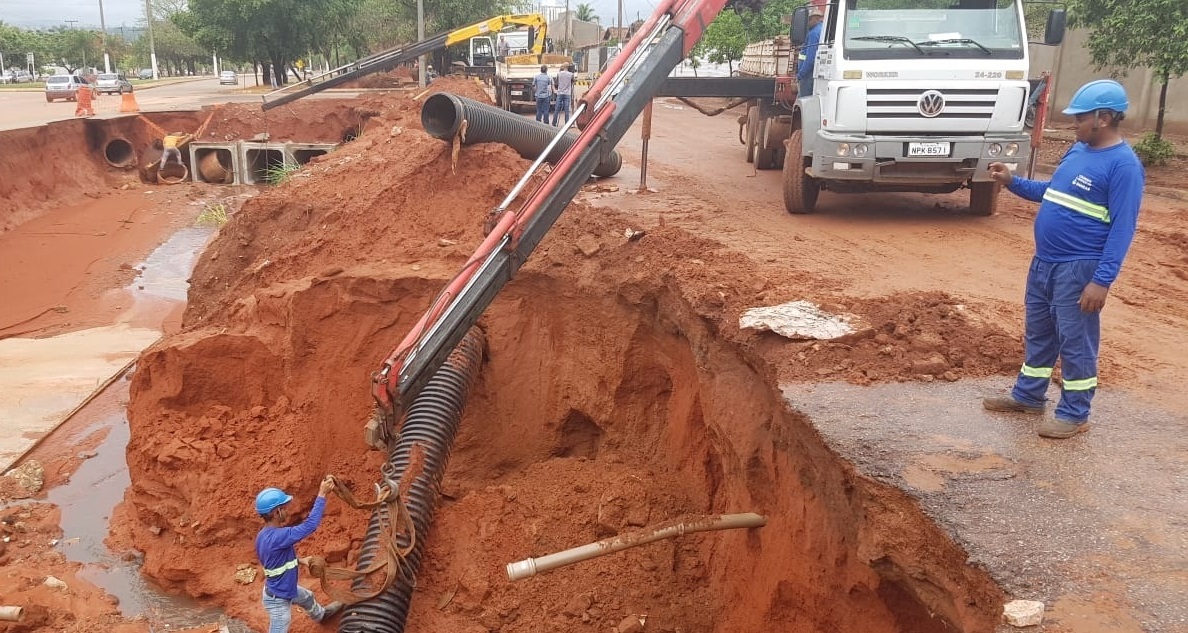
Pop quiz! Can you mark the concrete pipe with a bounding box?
[421,92,622,178]
[506,512,767,581]
[157,162,189,185]
[103,137,136,169]
[198,150,233,184]
[0,606,23,622]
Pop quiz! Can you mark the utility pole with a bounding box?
[417,0,426,87]
[98,0,111,73]
[144,0,159,80]
[564,0,571,55]
[617,0,623,45]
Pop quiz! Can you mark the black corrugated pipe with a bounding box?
[338,327,485,633]
[421,92,622,178]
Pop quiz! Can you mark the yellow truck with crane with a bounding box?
[261,13,556,111]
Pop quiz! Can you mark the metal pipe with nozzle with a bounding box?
[506,512,767,581]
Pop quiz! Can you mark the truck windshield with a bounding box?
[843,0,1024,60]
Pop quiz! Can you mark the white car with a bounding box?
[219,70,237,85]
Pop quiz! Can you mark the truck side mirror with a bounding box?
[790,5,809,46]
[1044,9,1066,46]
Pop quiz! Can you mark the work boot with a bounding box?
[1037,418,1089,439]
[982,395,1044,415]
[316,601,344,623]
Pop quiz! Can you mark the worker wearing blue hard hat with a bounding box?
[983,79,1145,439]
[255,475,344,631]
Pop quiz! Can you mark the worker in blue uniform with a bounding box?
[796,7,824,97]
[983,79,1145,439]
[256,476,344,631]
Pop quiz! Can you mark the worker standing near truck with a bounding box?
[795,7,824,96]
[552,64,575,126]
[255,475,344,631]
[532,65,553,123]
[982,79,1145,439]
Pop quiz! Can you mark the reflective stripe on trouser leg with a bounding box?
[1052,259,1100,422]
[1012,257,1058,408]
[293,585,325,622]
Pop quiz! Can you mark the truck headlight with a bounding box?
[853,143,869,157]
[1004,142,1020,157]
[988,143,1003,157]
[837,143,850,157]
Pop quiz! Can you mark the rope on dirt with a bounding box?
[450,119,469,175]
[304,477,418,606]
[675,96,750,117]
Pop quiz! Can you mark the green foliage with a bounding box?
[575,3,599,22]
[263,161,300,185]
[700,10,748,70]
[196,202,230,226]
[1065,0,1188,139]
[736,0,800,41]
[1067,0,1188,82]
[1132,132,1176,167]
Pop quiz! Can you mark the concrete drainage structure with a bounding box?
[186,141,338,185]
[103,138,136,169]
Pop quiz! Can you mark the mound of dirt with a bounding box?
[118,80,1010,633]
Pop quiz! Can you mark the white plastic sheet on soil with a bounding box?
[739,300,859,340]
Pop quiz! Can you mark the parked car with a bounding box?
[1,70,34,84]
[218,70,237,85]
[44,75,93,102]
[95,73,134,95]
[138,68,154,80]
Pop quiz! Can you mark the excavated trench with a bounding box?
[122,268,1004,633]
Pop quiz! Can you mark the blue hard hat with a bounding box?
[255,487,292,515]
[1063,79,1129,115]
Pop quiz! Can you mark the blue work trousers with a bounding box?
[535,97,551,123]
[263,585,326,633]
[1010,258,1101,422]
[552,94,571,126]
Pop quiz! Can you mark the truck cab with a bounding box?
[784,0,1064,215]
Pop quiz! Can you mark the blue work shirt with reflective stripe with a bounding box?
[1007,141,1144,286]
[797,22,822,84]
[255,496,325,600]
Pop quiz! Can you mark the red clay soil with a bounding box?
[112,77,1012,633]
[2,76,1185,633]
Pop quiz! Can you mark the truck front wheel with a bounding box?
[969,181,1000,216]
[783,130,820,214]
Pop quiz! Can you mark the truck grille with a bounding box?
[867,88,998,120]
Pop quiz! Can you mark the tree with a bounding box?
[575,3,598,22]
[1067,0,1188,139]
[699,9,747,73]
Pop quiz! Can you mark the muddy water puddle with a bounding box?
[49,408,243,629]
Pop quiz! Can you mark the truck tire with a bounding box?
[745,106,758,164]
[500,84,512,111]
[783,130,820,214]
[969,181,999,216]
[755,116,778,170]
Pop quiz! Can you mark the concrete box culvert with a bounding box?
[193,147,236,185]
[242,146,288,185]
[293,148,328,165]
[103,138,136,169]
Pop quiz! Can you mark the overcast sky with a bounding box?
[2,0,657,31]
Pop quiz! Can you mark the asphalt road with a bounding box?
[0,75,336,132]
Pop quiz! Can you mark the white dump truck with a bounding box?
[740,0,1066,216]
